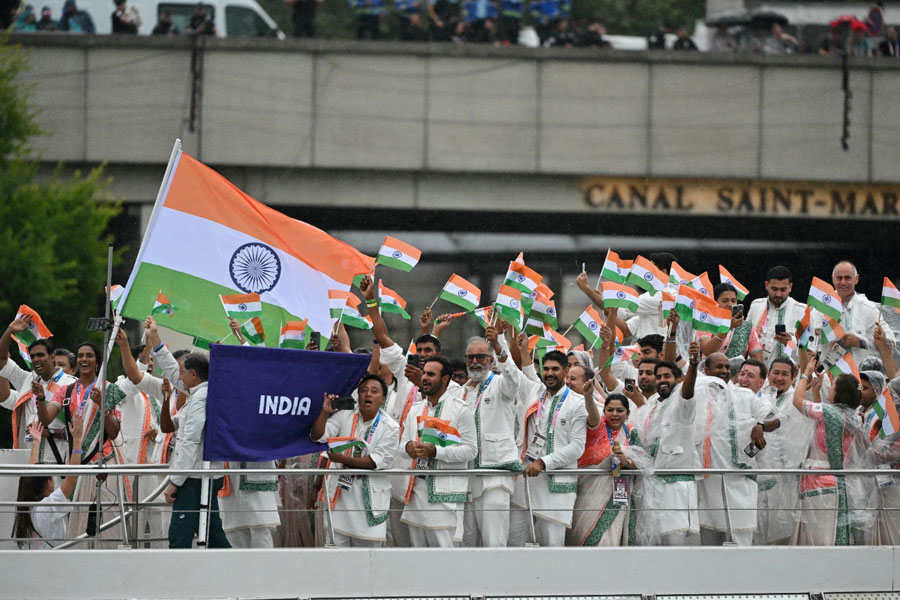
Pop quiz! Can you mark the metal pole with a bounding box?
[324,473,337,547]
[197,461,211,546]
[117,469,130,546]
[94,243,114,545]
[132,476,140,546]
[720,474,735,545]
[523,476,538,547]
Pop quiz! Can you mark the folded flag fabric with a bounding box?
[13,337,32,368]
[107,285,125,312]
[240,316,265,345]
[341,309,372,330]
[378,281,411,319]
[820,316,846,344]
[675,284,708,321]
[524,317,549,337]
[327,437,369,453]
[417,416,461,447]
[882,277,900,313]
[13,305,52,346]
[601,282,640,313]
[601,250,632,284]
[661,292,675,318]
[718,265,749,301]
[780,337,797,358]
[471,306,492,328]
[795,305,813,349]
[328,289,360,319]
[529,325,572,352]
[504,261,542,295]
[691,298,731,334]
[574,305,604,346]
[669,261,695,287]
[375,236,421,272]
[828,351,860,381]
[808,277,843,321]
[438,274,480,311]
[626,255,667,296]
[494,284,524,330]
[529,292,558,329]
[151,291,175,317]
[874,387,900,438]
[602,343,641,368]
[280,320,310,349]
[220,292,263,319]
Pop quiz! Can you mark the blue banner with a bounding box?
[204,344,371,461]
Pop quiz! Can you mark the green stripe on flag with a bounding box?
[573,319,601,345]
[604,297,638,313]
[808,297,842,320]
[438,289,478,311]
[375,255,414,272]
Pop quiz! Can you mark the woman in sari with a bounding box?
[568,393,642,546]
[793,358,873,545]
[696,283,763,362]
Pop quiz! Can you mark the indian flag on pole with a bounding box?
[341,308,373,330]
[601,282,640,313]
[661,292,675,318]
[795,305,813,349]
[438,274,480,311]
[378,281,411,319]
[279,320,309,349]
[829,351,860,381]
[118,142,374,346]
[669,261,696,287]
[327,437,370,453]
[240,316,265,345]
[808,277,843,320]
[220,292,263,319]
[874,387,900,438]
[675,284,708,321]
[471,306,492,328]
[375,236,421,272]
[12,337,32,368]
[530,292,558,329]
[601,250,632,284]
[718,265,749,300]
[603,343,641,369]
[882,277,900,313]
[626,255,667,295]
[690,272,714,297]
[524,317,549,337]
[780,337,797,358]
[504,261,542,295]
[691,298,731,334]
[151,291,175,317]
[820,316,846,344]
[329,290,360,319]
[106,285,125,312]
[494,284,524,330]
[417,416,462,447]
[573,305,604,346]
[529,328,572,352]
[13,305,52,346]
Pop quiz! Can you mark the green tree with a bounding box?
[0,40,122,447]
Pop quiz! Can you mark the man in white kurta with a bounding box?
[830,261,894,366]
[218,460,281,548]
[312,376,400,547]
[502,346,587,547]
[399,357,477,547]
[746,265,809,368]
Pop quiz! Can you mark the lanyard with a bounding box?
[606,422,629,450]
[472,373,494,412]
[74,378,98,416]
[349,411,383,454]
[537,387,569,430]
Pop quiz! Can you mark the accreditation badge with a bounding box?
[524,432,546,463]
[612,477,629,506]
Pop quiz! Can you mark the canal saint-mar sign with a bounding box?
[582,177,900,220]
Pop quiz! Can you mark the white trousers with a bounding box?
[408,525,455,548]
[333,531,383,547]
[227,527,274,548]
[700,527,753,546]
[507,508,564,547]
[463,488,511,547]
[387,497,411,547]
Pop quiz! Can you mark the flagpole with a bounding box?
[596,248,609,289]
[561,322,575,337]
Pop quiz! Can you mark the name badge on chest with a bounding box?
[415,458,430,478]
[612,477,629,506]
[337,473,354,491]
[525,432,546,463]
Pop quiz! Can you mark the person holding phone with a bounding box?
[310,374,399,547]
[746,265,808,366]
[696,283,763,363]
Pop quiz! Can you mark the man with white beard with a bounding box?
[457,326,522,547]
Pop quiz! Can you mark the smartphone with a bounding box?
[407,354,420,369]
[743,442,761,458]
[732,304,744,318]
[624,378,635,393]
[775,323,786,335]
[331,396,356,411]
[814,350,825,373]
[308,331,321,349]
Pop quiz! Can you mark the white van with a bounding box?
[40,0,285,38]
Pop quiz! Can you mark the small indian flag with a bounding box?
[327,437,369,453]
[438,274,480,311]
[280,320,309,349]
[661,292,675,318]
[675,284,708,321]
[220,292,263,319]
[495,284,524,329]
[341,308,373,330]
[601,282,640,313]
[780,337,797,358]
[602,343,641,368]
[471,306,492,328]
[13,305,53,346]
[12,337,32,368]
[504,261,542,295]
[525,317,549,337]
[626,255,667,296]
[193,337,212,350]
[808,277,843,320]
[718,265,749,300]
[874,387,900,438]
[378,281,411,319]
[820,316,846,344]
[530,292,558,329]
[240,316,265,345]
[417,416,462,447]
[795,306,813,349]
[375,236,421,272]
[535,281,554,300]
[151,291,175,318]
[882,277,900,313]
[690,272,714,297]
[106,285,125,312]
[828,351,860,381]
[691,298,731,334]
[328,289,360,319]
[669,261,696,287]
[574,305,604,346]
[601,249,632,284]
[530,328,572,352]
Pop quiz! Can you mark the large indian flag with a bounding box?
[119,142,374,344]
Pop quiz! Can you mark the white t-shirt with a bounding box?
[29,487,72,549]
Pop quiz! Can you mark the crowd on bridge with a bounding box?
[6,250,900,550]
